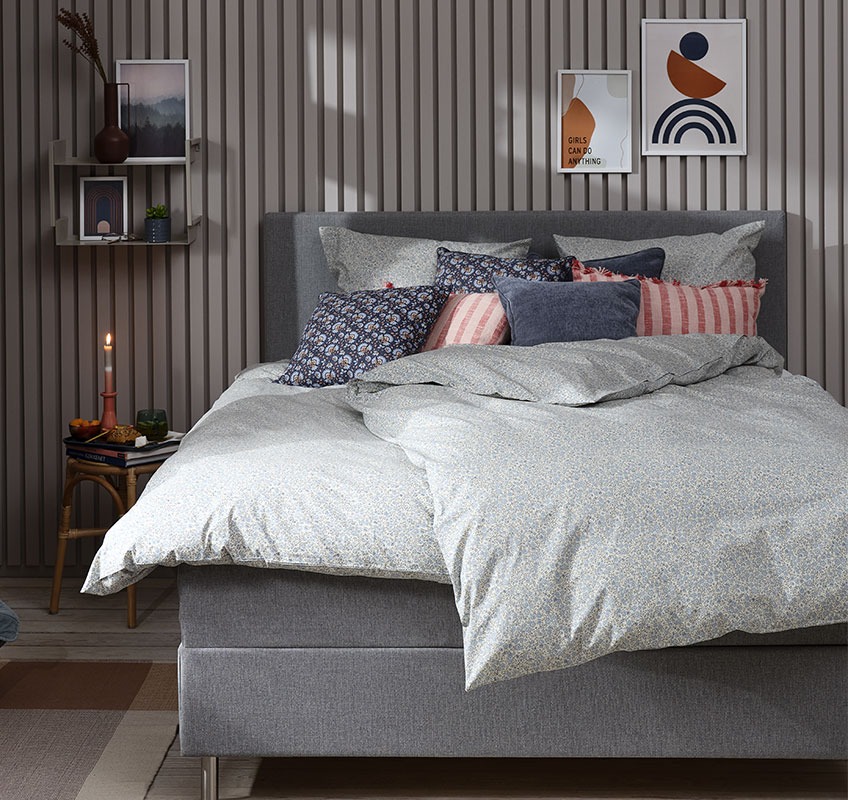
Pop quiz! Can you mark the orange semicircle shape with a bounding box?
[667,50,726,98]
[561,98,596,170]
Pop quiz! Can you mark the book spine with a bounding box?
[66,449,129,468]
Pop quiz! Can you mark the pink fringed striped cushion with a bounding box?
[572,263,766,337]
[422,293,509,351]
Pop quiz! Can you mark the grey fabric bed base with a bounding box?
[179,565,847,650]
[179,643,847,759]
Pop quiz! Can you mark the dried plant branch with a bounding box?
[57,8,109,83]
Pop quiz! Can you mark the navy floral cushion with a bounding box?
[277,286,448,387]
[434,248,576,293]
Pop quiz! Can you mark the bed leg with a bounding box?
[200,756,218,800]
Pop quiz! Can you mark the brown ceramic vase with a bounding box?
[94,82,130,164]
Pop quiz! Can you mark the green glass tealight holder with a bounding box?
[135,408,169,441]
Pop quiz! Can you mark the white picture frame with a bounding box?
[115,59,190,162]
[556,70,632,173]
[79,176,129,241]
[642,19,747,156]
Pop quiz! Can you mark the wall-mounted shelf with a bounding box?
[49,138,202,247]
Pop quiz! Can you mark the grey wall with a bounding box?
[0,0,845,575]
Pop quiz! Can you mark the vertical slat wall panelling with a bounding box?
[530,1,549,211]
[785,0,805,376]
[322,0,339,212]
[302,0,320,210]
[187,0,207,424]
[586,0,605,210]
[437,0,456,212]
[765,0,785,213]
[205,1,225,399]
[568,0,585,210]
[625,0,643,210]
[379,0,399,211]
[605,0,623,211]
[2,2,22,567]
[724,0,743,211]
[20,5,40,566]
[663,1,683,211]
[362,0,380,211]
[1,1,846,575]
[223,0,243,385]
[822,0,843,403]
[342,0,361,211]
[511,0,529,211]
[549,0,566,211]
[150,2,171,426]
[399,1,418,210]
[493,0,510,210]
[244,0,261,362]
[418,0,436,212]
[704,0,724,210]
[283,1,303,212]
[168,2,189,431]
[474,0,493,210]
[455,0,474,210]
[803,0,824,387]
[38,1,59,570]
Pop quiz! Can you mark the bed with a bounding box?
[83,210,847,800]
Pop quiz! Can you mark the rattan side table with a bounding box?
[48,457,166,628]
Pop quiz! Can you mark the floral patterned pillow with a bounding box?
[433,248,575,293]
[277,286,448,387]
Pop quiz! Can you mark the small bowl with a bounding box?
[69,420,101,440]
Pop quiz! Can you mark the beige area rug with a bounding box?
[0,661,177,800]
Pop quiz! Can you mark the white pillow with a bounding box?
[553,220,765,284]
[320,226,532,292]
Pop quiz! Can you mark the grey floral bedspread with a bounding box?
[347,335,848,688]
[83,334,848,690]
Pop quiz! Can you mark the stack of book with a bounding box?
[64,432,184,468]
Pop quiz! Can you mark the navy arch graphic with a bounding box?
[651,98,737,145]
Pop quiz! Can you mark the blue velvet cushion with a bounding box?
[278,285,448,387]
[434,248,575,293]
[494,275,642,346]
[583,247,665,278]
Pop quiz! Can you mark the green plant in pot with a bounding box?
[145,204,171,243]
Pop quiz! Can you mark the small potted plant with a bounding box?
[145,204,171,243]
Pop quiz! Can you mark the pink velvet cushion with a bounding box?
[572,263,766,337]
[422,293,509,351]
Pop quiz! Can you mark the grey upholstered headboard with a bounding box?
[261,210,787,362]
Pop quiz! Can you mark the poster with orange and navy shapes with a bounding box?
[642,19,747,156]
[557,70,632,173]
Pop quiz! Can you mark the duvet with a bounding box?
[83,334,848,689]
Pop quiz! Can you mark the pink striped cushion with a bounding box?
[572,263,766,337]
[422,293,509,351]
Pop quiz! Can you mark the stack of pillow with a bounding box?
[279,221,766,388]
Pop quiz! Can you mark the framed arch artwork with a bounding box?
[79,177,129,241]
[642,19,747,156]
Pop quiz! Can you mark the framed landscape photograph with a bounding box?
[79,177,128,241]
[116,59,190,162]
[557,70,632,174]
[642,19,746,156]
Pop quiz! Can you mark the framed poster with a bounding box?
[557,70,632,173]
[115,59,190,161]
[79,177,128,241]
[642,19,746,156]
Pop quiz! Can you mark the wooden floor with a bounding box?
[1,577,846,799]
[0,576,180,661]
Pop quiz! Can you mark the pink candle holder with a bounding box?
[100,391,118,431]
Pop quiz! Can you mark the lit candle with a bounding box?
[104,333,114,393]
